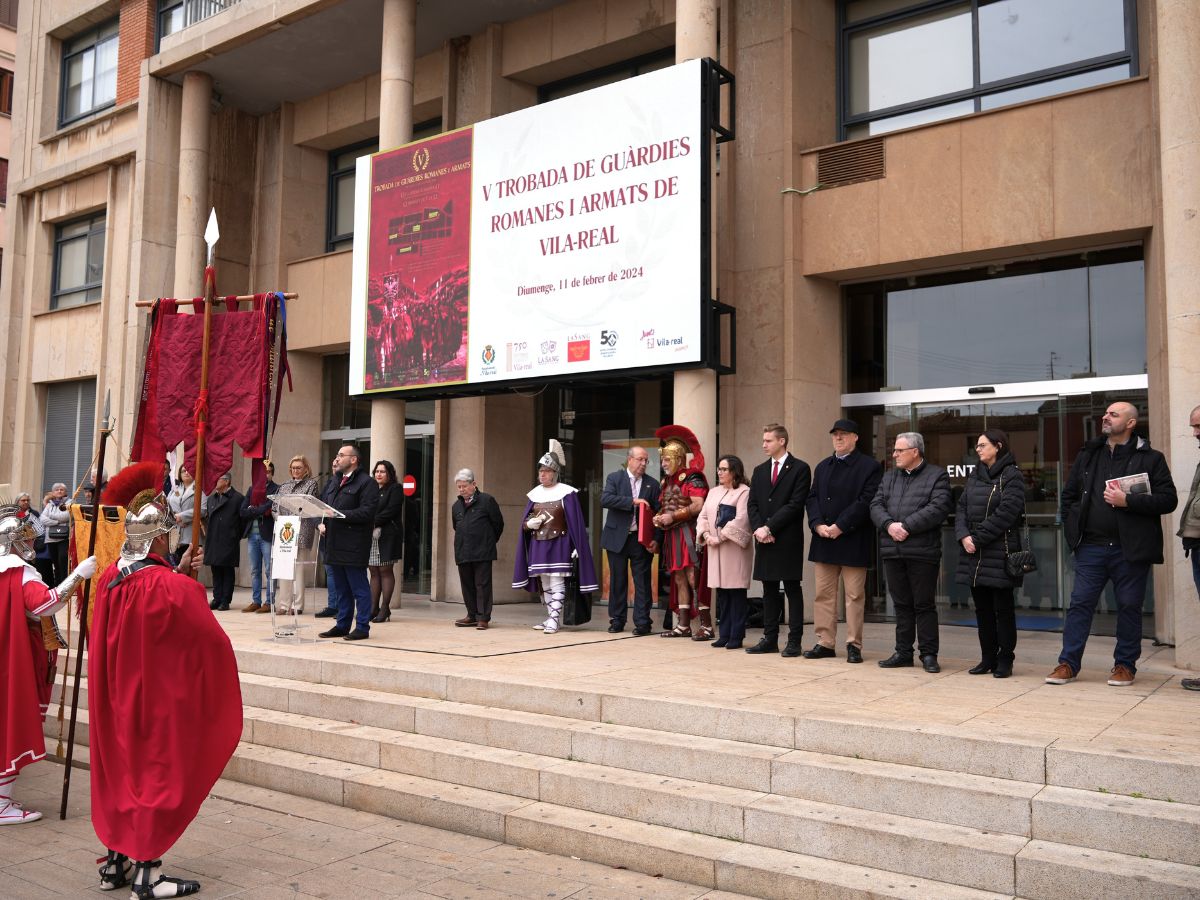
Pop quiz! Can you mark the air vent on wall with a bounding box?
[817,138,886,188]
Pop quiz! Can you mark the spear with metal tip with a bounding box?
[187,210,219,577]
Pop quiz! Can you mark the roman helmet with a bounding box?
[0,503,38,561]
[655,424,705,476]
[102,461,177,563]
[537,439,566,475]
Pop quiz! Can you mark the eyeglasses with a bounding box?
[892,447,916,455]
[716,466,730,472]
[974,443,991,450]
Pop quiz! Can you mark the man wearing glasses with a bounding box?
[869,432,952,673]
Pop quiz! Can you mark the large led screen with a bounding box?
[349,59,704,395]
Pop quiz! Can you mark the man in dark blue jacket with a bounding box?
[805,420,883,663]
[317,445,379,641]
[1047,402,1177,687]
[600,446,661,634]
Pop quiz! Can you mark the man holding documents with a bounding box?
[1047,402,1177,687]
[601,446,660,635]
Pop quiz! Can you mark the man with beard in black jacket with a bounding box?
[317,445,379,641]
[1047,402,1177,687]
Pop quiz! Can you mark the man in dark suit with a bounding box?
[601,446,661,634]
[317,444,379,642]
[747,423,812,657]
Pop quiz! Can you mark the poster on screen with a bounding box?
[349,59,704,395]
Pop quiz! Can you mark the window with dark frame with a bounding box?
[0,159,8,205]
[0,68,13,116]
[326,118,442,252]
[157,0,185,49]
[51,213,106,310]
[0,0,17,30]
[839,0,1137,140]
[60,19,119,126]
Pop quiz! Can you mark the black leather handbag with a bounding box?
[1004,517,1038,579]
[560,559,592,626]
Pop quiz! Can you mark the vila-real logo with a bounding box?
[481,344,496,366]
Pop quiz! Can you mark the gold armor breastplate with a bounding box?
[660,483,687,516]
[532,500,567,540]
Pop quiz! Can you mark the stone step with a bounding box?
[224,741,1009,899]
[1046,739,1200,805]
[771,747,1040,836]
[1016,839,1200,900]
[1031,784,1200,867]
[232,646,1057,781]
[743,792,1029,894]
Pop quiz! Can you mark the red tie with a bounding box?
[771,460,780,485]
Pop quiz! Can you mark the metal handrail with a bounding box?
[182,0,242,30]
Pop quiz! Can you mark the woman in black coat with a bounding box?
[202,473,245,611]
[955,429,1026,678]
[369,459,404,623]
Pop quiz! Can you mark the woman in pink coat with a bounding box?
[695,455,754,649]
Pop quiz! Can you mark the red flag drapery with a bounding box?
[131,293,291,500]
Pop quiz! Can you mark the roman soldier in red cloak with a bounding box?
[89,467,242,897]
[653,425,713,639]
[1,504,96,825]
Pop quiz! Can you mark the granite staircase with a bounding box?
[52,646,1200,899]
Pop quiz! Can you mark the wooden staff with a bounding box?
[187,212,221,578]
[59,395,112,818]
[135,292,297,308]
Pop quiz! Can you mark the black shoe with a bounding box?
[968,660,997,675]
[846,644,863,664]
[878,652,913,668]
[314,608,337,618]
[318,627,349,638]
[209,599,220,610]
[993,661,1013,679]
[726,642,743,650]
[921,654,941,673]
[216,604,230,611]
[343,630,370,641]
[607,624,625,633]
[802,643,836,659]
[781,642,802,658]
[371,610,391,623]
[632,626,652,636]
[711,637,729,648]
[745,640,779,655]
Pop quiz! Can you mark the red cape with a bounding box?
[2,568,46,777]
[89,557,242,860]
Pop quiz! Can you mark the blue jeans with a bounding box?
[1192,548,1200,601]
[324,563,341,612]
[1060,543,1149,674]
[330,565,372,634]
[248,532,272,606]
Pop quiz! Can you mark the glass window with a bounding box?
[848,4,973,117]
[844,247,1146,392]
[0,69,13,116]
[322,354,372,430]
[978,0,1127,84]
[158,1,186,44]
[51,213,106,310]
[841,0,1136,138]
[61,20,119,125]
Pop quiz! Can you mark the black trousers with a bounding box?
[971,585,1017,663]
[211,566,236,606]
[47,540,69,584]
[883,558,940,657]
[760,579,803,644]
[716,588,748,645]
[606,532,654,630]
[458,560,494,622]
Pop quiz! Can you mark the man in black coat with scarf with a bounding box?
[805,420,883,663]
[747,423,812,657]
[317,444,379,641]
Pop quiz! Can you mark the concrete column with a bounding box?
[674,0,719,473]
[172,71,213,300]
[370,0,417,468]
[1157,3,1200,670]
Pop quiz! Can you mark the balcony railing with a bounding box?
[164,0,244,38]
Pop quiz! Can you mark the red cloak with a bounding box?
[1,567,49,777]
[88,556,242,860]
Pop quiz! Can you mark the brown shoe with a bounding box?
[455,616,478,627]
[1107,664,1135,686]
[256,605,272,614]
[476,621,489,630]
[242,602,261,613]
[1045,663,1075,685]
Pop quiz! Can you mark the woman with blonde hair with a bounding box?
[272,455,319,614]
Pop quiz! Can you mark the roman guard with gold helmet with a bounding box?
[512,440,599,634]
[0,501,96,825]
[653,425,713,639]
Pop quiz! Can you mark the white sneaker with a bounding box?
[0,799,42,825]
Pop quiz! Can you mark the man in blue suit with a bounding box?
[601,446,660,634]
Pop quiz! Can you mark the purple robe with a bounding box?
[512,487,598,593]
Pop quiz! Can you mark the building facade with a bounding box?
[0,0,1196,667]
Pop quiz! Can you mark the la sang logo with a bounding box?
[412,146,431,173]
[568,339,590,362]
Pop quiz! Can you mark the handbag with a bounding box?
[49,524,70,541]
[1004,517,1037,578]
[560,558,593,627]
[715,503,737,529]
